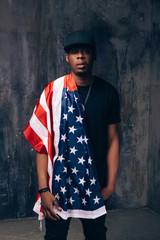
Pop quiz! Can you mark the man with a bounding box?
[24,30,120,240]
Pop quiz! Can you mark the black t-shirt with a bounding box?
[77,76,120,188]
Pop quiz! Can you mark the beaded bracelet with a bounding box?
[38,187,50,194]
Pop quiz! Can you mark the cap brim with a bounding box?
[64,43,95,53]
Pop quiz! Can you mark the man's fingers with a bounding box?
[46,210,57,221]
[42,204,60,220]
[52,196,62,211]
[41,193,62,220]
[46,209,60,221]
[48,206,60,220]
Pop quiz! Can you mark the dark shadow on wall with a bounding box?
[92,25,118,88]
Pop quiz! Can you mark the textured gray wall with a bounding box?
[0,0,160,219]
[147,1,160,214]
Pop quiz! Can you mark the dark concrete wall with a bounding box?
[147,1,160,214]
[0,0,159,219]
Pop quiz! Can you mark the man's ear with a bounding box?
[66,54,69,63]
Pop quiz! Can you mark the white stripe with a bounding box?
[33,198,45,220]
[40,85,53,188]
[38,212,44,220]
[53,206,107,220]
[40,90,52,134]
[52,76,65,159]
[33,197,41,214]
[30,114,48,151]
[39,90,48,112]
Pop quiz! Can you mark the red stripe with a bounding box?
[65,73,77,91]
[23,123,47,154]
[44,81,55,163]
[44,82,55,163]
[48,131,54,163]
[40,205,43,213]
[45,81,54,110]
[34,99,47,129]
[36,193,40,202]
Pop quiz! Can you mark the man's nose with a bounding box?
[77,50,85,58]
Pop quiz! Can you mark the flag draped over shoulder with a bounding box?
[24,73,106,220]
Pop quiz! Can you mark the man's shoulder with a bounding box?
[94,76,118,93]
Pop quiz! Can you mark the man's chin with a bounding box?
[75,70,90,77]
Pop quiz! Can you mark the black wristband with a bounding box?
[38,187,49,194]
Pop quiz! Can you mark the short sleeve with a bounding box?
[107,87,121,124]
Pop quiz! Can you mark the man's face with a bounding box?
[66,46,95,76]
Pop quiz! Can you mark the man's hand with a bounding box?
[101,186,115,201]
[41,191,62,221]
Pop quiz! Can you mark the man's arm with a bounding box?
[101,123,120,200]
[36,152,62,220]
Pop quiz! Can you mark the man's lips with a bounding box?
[76,62,86,68]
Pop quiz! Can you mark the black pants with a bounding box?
[44,214,107,240]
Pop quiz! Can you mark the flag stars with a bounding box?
[68,105,75,113]
[84,136,88,144]
[69,125,77,134]
[70,146,78,155]
[74,95,78,103]
[85,188,92,197]
[55,193,60,200]
[67,177,72,185]
[61,134,67,142]
[74,187,79,194]
[82,198,87,206]
[63,113,68,120]
[55,174,61,182]
[76,115,83,124]
[57,154,65,163]
[69,197,75,205]
[78,156,85,165]
[79,177,86,186]
[53,92,103,212]
[60,186,67,194]
[93,196,100,204]
[71,167,79,175]
[63,167,67,173]
[88,157,92,165]
[86,168,89,175]
[90,177,96,185]
[77,136,84,144]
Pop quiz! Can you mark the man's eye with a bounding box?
[69,49,79,54]
[84,48,92,54]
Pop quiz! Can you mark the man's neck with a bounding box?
[72,72,93,86]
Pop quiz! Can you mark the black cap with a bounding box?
[64,30,96,52]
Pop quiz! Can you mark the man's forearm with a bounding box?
[36,152,62,220]
[101,123,120,200]
[36,152,48,190]
[106,133,120,192]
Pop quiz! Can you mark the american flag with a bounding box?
[24,73,106,220]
